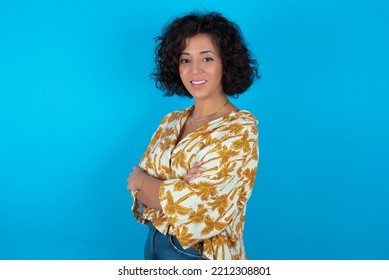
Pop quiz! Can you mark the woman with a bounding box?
[127,11,260,260]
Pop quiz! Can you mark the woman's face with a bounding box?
[179,33,224,101]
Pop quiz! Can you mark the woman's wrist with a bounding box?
[139,174,148,191]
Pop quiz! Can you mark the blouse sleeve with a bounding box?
[158,121,259,248]
[131,113,172,224]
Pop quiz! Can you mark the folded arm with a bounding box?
[127,162,204,210]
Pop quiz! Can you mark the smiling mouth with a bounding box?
[190,80,207,85]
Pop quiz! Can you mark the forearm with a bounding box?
[136,174,163,210]
[136,162,203,211]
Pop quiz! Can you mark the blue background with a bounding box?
[0,0,388,260]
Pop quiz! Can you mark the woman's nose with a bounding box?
[190,60,203,74]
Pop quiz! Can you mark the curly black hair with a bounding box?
[151,11,260,97]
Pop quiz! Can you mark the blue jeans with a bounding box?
[144,222,207,260]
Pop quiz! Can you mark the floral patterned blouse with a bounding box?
[132,105,259,260]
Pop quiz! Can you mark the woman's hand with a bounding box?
[127,165,146,191]
[184,162,204,182]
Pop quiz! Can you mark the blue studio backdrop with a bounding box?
[0,0,388,259]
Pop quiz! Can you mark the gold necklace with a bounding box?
[191,100,229,122]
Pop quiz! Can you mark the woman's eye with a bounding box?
[203,57,214,62]
[180,58,190,64]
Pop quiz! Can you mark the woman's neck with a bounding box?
[192,96,229,119]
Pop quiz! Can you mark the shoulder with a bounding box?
[231,110,258,125]
[209,110,258,142]
[226,110,259,132]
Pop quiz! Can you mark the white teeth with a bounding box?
[191,80,206,85]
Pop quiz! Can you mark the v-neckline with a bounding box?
[175,106,240,147]
[175,106,195,146]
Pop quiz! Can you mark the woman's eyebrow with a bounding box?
[200,50,215,54]
[180,50,216,55]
